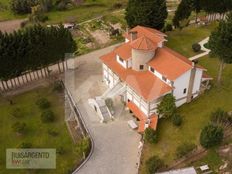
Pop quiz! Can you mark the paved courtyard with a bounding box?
[65,44,141,174]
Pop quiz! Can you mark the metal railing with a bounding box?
[61,80,94,174]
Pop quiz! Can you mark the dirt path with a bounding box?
[0,19,26,33]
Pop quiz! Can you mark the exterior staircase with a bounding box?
[88,82,126,123]
[102,82,126,99]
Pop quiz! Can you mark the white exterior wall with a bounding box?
[126,86,150,117]
[173,70,191,107]
[103,64,119,88]
[173,68,203,106]
[158,41,164,48]
[149,66,172,86]
[128,59,132,68]
[192,68,203,98]
[116,55,127,68]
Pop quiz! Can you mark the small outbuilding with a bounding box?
[156,167,197,174]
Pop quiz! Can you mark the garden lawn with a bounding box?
[140,23,232,174]
[0,87,82,174]
[166,22,218,57]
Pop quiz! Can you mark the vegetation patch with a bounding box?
[0,87,83,174]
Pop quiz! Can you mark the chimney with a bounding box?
[130,31,137,41]
[191,60,198,67]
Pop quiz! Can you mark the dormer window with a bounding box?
[119,57,124,63]
[150,67,155,73]
[162,76,167,82]
[140,65,144,70]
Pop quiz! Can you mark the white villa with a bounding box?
[89,26,212,133]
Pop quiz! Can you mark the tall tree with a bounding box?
[208,12,232,85]
[173,0,192,28]
[0,25,76,85]
[191,0,201,23]
[125,0,168,30]
[200,0,229,15]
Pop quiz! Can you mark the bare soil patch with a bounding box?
[90,29,110,45]
[0,19,25,33]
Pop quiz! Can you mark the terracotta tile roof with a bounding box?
[127,101,158,133]
[127,101,147,121]
[149,115,158,130]
[138,116,158,133]
[130,36,158,51]
[124,25,166,44]
[114,42,132,60]
[148,47,206,81]
[138,120,146,133]
[100,52,173,101]
[148,47,192,80]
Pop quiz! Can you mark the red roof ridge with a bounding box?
[133,25,167,37]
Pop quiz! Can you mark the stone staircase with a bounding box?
[102,82,126,99]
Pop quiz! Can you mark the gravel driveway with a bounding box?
[65,44,141,174]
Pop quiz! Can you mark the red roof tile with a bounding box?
[114,42,132,60]
[130,36,158,51]
[148,47,193,80]
[127,101,147,121]
[149,115,158,130]
[100,52,173,101]
[124,25,166,44]
[127,101,158,133]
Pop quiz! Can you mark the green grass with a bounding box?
[0,87,82,174]
[191,149,223,173]
[0,0,127,23]
[166,22,218,57]
[140,23,232,174]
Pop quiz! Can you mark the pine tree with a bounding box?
[0,25,77,82]
[173,0,192,28]
[125,0,168,30]
[208,12,232,85]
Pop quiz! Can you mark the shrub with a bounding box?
[37,14,48,22]
[112,2,123,9]
[144,127,158,144]
[11,107,23,118]
[145,156,164,174]
[36,98,50,109]
[56,146,65,155]
[172,114,182,126]
[12,122,26,134]
[56,1,67,11]
[165,23,173,31]
[10,0,39,14]
[75,137,90,159]
[176,143,197,158]
[192,43,201,52]
[200,124,224,148]
[41,110,55,123]
[211,108,232,125]
[157,94,176,118]
[19,142,32,148]
[53,81,63,92]
[20,20,29,28]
